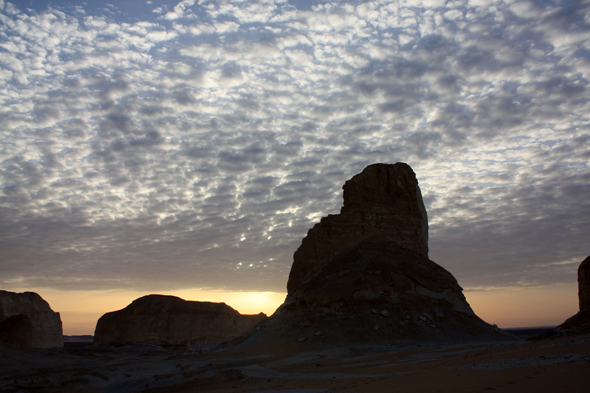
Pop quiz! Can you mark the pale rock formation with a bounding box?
[287,163,428,295]
[0,290,63,348]
[93,295,267,350]
[232,163,513,349]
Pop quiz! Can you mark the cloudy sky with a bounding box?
[1,0,589,333]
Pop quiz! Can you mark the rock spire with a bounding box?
[287,163,428,295]
[233,163,514,349]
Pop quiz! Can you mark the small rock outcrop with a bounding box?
[234,163,513,349]
[0,291,63,348]
[287,163,428,295]
[93,295,267,350]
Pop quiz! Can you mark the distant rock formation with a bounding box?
[287,163,429,295]
[532,255,590,340]
[233,163,513,349]
[0,290,63,348]
[579,255,590,311]
[93,295,267,350]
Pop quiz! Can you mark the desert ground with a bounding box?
[2,333,589,393]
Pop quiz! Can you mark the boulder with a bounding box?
[233,163,513,349]
[0,290,63,348]
[93,295,267,350]
[287,163,429,295]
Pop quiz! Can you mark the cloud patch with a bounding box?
[0,0,589,295]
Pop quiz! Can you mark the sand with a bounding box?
[1,334,589,392]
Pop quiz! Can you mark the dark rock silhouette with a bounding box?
[289,236,473,314]
[531,255,590,340]
[93,294,267,350]
[0,290,63,348]
[579,255,590,311]
[287,163,428,296]
[234,163,514,349]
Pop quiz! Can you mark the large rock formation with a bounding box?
[287,163,428,295]
[0,291,63,348]
[93,295,267,350]
[233,163,513,349]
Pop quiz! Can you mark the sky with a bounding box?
[0,0,589,335]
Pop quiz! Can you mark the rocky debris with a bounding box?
[93,294,267,350]
[287,163,428,295]
[531,255,590,340]
[0,290,63,348]
[233,164,514,349]
[579,255,590,311]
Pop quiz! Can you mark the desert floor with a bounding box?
[2,334,589,393]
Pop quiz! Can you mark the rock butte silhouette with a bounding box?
[233,163,515,349]
[287,163,429,296]
[531,255,590,340]
[0,290,63,348]
[93,294,266,350]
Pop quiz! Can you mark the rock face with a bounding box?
[579,255,590,311]
[0,291,63,348]
[93,295,267,350]
[233,163,513,349]
[291,236,473,314]
[287,163,428,295]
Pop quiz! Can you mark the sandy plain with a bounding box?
[2,333,589,393]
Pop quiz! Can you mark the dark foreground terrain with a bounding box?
[1,333,589,393]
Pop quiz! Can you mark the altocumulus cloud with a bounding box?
[0,0,588,293]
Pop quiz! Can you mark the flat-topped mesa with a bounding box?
[93,295,267,350]
[287,163,428,295]
[0,290,63,348]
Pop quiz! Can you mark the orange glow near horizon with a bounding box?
[464,282,578,328]
[5,282,579,335]
[29,288,286,335]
